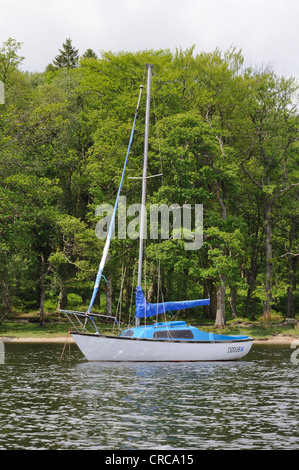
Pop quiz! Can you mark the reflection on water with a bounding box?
[0,342,298,449]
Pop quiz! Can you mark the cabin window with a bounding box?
[122,330,134,337]
[153,329,194,339]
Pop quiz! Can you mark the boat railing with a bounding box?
[59,310,120,335]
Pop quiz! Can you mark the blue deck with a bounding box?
[121,321,251,341]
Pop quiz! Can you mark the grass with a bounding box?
[201,322,299,340]
[0,320,71,338]
[0,310,298,340]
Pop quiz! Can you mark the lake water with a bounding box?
[0,341,298,450]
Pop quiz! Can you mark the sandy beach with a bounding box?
[0,335,75,344]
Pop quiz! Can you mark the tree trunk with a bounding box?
[244,216,260,319]
[286,251,295,318]
[214,281,226,328]
[203,280,211,319]
[125,276,130,315]
[230,286,237,317]
[39,253,51,327]
[263,203,273,319]
[203,279,217,320]
[214,178,227,327]
[147,283,156,303]
[215,178,227,328]
[286,218,296,318]
[0,281,11,325]
[57,283,67,313]
[39,253,46,327]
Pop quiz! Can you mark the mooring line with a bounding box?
[60,329,72,361]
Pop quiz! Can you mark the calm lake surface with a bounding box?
[0,341,298,450]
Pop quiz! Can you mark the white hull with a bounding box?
[71,332,253,362]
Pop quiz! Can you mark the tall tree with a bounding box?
[0,38,24,83]
[239,71,299,318]
[53,38,79,69]
[81,48,98,60]
[1,45,298,324]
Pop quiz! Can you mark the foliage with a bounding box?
[52,38,79,69]
[0,39,298,327]
[0,38,24,83]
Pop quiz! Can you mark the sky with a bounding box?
[0,0,298,78]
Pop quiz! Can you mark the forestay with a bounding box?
[87,85,144,314]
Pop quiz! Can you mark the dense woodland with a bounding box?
[0,38,298,327]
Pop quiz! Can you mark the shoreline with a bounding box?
[0,336,75,344]
[1,335,298,345]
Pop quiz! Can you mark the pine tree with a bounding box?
[53,38,79,69]
[82,48,98,59]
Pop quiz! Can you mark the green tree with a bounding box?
[1,45,297,327]
[53,38,79,69]
[238,71,299,318]
[0,38,24,83]
[81,48,98,60]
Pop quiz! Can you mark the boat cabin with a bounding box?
[121,321,249,342]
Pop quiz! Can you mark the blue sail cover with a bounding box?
[135,285,210,318]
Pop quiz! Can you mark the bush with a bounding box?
[67,293,83,309]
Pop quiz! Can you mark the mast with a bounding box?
[136,63,153,327]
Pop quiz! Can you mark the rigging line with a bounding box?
[60,329,72,361]
[128,262,137,328]
[115,264,126,331]
[156,256,161,325]
[144,254,147,328]
[116,256,125,318]
[87,84,144,314]
[138,65,153,327]
[152,89,163,180]
[152,84,167,324]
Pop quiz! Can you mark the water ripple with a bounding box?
[0,343,298,449]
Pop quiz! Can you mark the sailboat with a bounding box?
[61,64,253,362]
